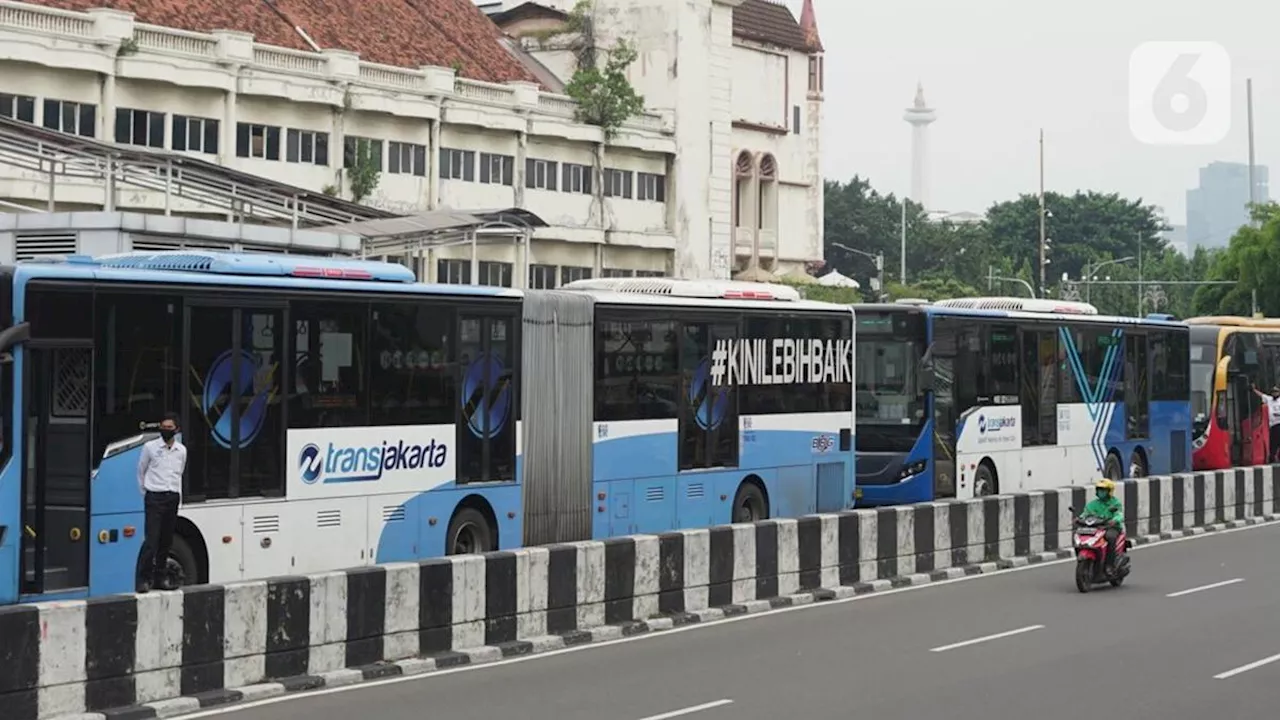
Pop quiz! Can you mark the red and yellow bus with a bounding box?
[1186,316,1280,470]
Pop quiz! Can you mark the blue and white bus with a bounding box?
[852,297,1192,506]
[0,251,855,604]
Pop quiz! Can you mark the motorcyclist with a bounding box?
[1081,478,1123,574]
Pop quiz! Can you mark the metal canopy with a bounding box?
[316,207,547,285]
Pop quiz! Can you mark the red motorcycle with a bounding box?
[1069,508,1132,593]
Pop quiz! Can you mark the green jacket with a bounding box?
[1082,494,1123,525]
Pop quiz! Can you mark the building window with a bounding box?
[478,261,513,287]
[602,168,632,199]
[602,268,634,278]
[0,93,35,123]
[440,147,474,180]
[43,99,96,138]
[287,129,330,165]
[437,258,471,284]
[793,105,801,133]
[344,137,383,171]
[808,57,819,93]
[562,163,592,194]
[819,57,825,92]
[388,141,427,176]
[529,264,557,289]
[637,172,666,202]
[114,108,165,148]
[236,123,281,160]
[172,115,219,154]
[478,152,515,186]
[636,270,665,278]
[524,158,559,190]
[561,265,592,285]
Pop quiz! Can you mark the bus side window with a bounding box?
[289,301,368,429]
[93,291,181,462]
[984,324,1019,404]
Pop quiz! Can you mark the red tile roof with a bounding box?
[732,0,810,54]
[24,0,540,85]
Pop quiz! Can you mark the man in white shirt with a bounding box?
[136,412,187,593]
[1251,385,1280,463]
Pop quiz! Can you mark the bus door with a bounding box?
[184,302,286,581]
[457,312,517,484]
[929,322,966,498]
[20,343,92,596]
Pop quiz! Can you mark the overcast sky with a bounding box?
[791,0,1280,225]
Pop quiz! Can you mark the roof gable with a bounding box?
[732,0,809,54]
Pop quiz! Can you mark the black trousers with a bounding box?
[139,490,180,582]
[1270,425,1280,462]
[1103,527,1120,567]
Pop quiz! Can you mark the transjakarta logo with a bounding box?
[977,415,1017,434]
[298,439,448,485]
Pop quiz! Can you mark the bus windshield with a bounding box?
[855,311,926,427]
[1190,341,1214,420]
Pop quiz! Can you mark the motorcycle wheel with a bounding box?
[1075,559,1092,593]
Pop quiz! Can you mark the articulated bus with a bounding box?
[852,297,1192,506]
[0,251,855,604]
[1186,316,1280,470]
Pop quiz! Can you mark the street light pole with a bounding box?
[1038,128,1046,298]
[831,241,885,300]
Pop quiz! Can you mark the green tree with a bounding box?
[984,191,1168,296]
[1194,203,1280,315]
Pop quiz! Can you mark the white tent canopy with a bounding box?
[817,269,860,289]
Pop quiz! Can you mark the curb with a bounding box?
[70,513,1280,720]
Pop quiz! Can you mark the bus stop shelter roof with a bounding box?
[320,207,547,242]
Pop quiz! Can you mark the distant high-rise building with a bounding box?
[1186,162,1270,250]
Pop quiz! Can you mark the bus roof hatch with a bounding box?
[562,277,801,301]
[932,296,1099,315]
[75,250,416,283]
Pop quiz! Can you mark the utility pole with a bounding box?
[1038,128,1046,298]
[900,201,907,285]
[1248,78,1258,221]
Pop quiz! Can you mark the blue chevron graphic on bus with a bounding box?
[298,438,449,484]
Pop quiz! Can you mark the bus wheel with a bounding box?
[446,507,494,556]
[973,462,997,497]
[1104,453,1124,482]
[165,535,198,587]
[733,482,768,523]
[1129,450,1148,478]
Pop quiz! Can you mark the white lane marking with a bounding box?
[637,699,733,720]
[174,517,1280,719]
[929,625,1045,653]
[1214,652,1280,679]
[1166,577,1245,598]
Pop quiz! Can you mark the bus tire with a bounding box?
[1104,452,1124,482]
[1129,448,1148,478]
[166,535,199,587]
[732,482,769,523]
[973,462,997,497]
[446,507,495,556]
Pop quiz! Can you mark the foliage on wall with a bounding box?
[560,0,645,140]
[345,139,380,204]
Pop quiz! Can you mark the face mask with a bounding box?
[160,428,176,442]
[1096,489,1108,500]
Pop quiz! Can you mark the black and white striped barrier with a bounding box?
[4,467,1277,720]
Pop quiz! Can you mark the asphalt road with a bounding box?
[200,522,1280,720]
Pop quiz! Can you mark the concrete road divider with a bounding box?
[5,467,1278,720]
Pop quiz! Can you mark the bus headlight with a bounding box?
[898,460,927,480]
